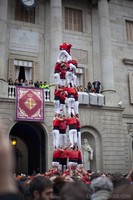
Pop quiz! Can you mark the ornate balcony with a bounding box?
[0,79,105,106]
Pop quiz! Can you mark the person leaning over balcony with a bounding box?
[8,77,14,85]
[29,80,34,87]
[40,81,50,90]
[92,80,101,93]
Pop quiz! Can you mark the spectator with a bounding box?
[87,82,92,93]
[24,80,29,87]
[29,176,53,200]
[0,134,21,199]
[14,79,21,86]
[92,80,101,93]
[60,181,91,200]
[29,80,34,87]
[8,77,14,85]
[34,80,40,88]
[90,176,113,200]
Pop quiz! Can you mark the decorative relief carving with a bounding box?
[127,124,133,133]
[71,49,88,65]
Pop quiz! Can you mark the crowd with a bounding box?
[8,78,50,89]
[0,133,133,200]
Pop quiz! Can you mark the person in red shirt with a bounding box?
[54,62,61,84]
[59,116,68,147]
[59,63,67,86]
[65,60,77,87]
[66,113,77,148]
[57,43,72,63]
[52,148,64,168]
[54,85,61,115]
[67,143,81,170]
[63,84,77,116]
[59,143,71,172]
[52,114,63,149]
[59,89,67,116]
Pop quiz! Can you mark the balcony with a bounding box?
[0,80,51,102]
[0,80,105,106]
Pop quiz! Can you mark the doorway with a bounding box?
[10,122,46,175]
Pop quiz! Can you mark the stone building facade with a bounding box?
[0,0,133,175]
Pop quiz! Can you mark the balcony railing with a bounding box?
[8,85,51,101]
[0,80,104,106]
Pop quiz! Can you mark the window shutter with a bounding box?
[83,68,88,88]
[33,60,39,82]
[129,72,133,104]
[8,57,15,79]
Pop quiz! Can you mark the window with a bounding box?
[15,0,35,23]
[126,20,133,41]
[65,7,83,32]
[14,60,33,82]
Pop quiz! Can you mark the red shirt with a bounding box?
[54,63,61,73]
[60,150,68,159]
[53,149,62,159]
[59,91,67,101]
[68,149,79,159]
[59,120,67,131]
[60,69,66,79]
[67,117,77,125]
[53,118,61,127]
[63,87,77,95]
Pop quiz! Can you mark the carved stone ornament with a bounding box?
[127,124,133,133]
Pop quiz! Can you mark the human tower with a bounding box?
[51,43,83,172]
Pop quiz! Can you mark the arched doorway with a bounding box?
[10,122,46,175]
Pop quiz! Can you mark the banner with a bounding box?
[16,87,44,122]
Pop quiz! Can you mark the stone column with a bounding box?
[98,0,117,106]
[50,0,62,101]
[0,0,8,80]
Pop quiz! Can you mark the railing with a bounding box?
[8,86,51,101]
[0,83,104,106]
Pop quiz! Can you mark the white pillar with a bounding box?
[0,0,8,80]
[50,0,62,101]
[98,0,117,106]
[50,0,62,84]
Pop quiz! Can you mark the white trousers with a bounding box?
[54,73,60,84]
[67,97,75,115]
[77,131,81,149]
[54,100,60,114]
[69,129,77,147]
[74,100,79,115]
[52,129,60,148]
[60,103,66,116]
[59,133,67,148]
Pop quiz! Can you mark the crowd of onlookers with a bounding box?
[7,78,101,94]
[14,166,133,200]
[8,78,50,89]
[1,132,133,200]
